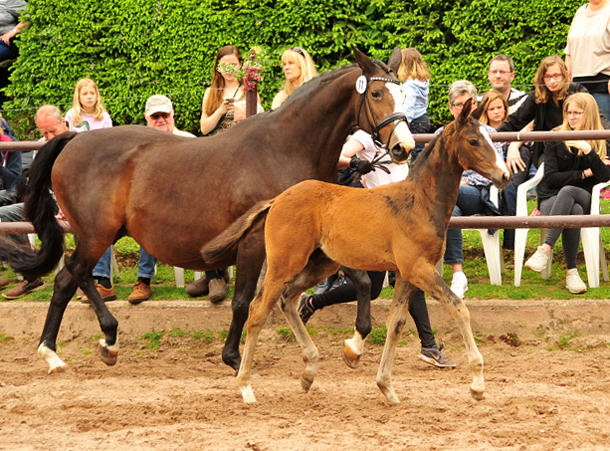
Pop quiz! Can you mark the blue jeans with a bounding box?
[444,185,484,264]
[92,246,157,280]
[0,42,18,62]
[592,92,610,123]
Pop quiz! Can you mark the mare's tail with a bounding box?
[201,199,274,264]
[0,132,77,280]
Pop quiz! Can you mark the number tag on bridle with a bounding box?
[355,75,367,94]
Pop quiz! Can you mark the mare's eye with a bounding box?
[371,90,383,100]
[468,138,479,146]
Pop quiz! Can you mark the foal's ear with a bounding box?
[457,98,473,127]
[353,47,377,74]
[387,47,402,74]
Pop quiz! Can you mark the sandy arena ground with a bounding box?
[1,298,610,451]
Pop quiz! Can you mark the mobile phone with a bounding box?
[225,97,234,103]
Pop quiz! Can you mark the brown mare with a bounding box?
[201,99,511,404]
[0,48,415,374]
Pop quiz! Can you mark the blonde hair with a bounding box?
[397,48,430,82]
[534,56,570,104]
[478,91,508,126]
[70,78,107,126]
[203,45,243,116]
[279,47,318,98]
[558,92,606,159]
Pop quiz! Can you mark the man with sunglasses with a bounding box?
[123,95,196,304]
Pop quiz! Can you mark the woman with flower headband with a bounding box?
[271,47,318,110]
[524,92,610,293]
[200,45,245,136]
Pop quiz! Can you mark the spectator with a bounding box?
[0,104,66,299]
[479,55,527,114]
[397,48,430,162]
[271,47,318,110]
[565,0,610,120]
[65,78,112,132]
[200,45,245,136]
[437,80,505,297]
[525,92,610,293]
[298,130,455,368]
[497,56,596,178]
[0,0,27,62]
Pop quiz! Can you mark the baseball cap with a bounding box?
[145,95,173,116]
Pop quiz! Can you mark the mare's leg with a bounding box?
[339,267,372,369]
[409,264,484,400]
[279,258,340,392]
[67,246,120,365]
[222,225,266,373]
[37,266,78,373]
[376,275,418,405]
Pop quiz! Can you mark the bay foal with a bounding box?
[202,99,510,404]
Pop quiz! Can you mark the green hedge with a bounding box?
[4,0,583,139]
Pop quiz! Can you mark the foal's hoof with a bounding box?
[342,342,361,369]
[470,389,485,401]
[300,376,314,392]
[98,342,118,366]
[48,364,69,374]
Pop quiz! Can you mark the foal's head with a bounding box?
[450,98,511,189]
[354,47,415,165]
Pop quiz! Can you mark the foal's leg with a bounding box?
[222,227,266,373]
[236,281,288,403]
[376,276,419,405]
[279,259,340,392]
[339,267,372,369]
[410,266,485,400]
[37,266,78,373]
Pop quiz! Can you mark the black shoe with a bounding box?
[313,274,338,295]
[417,347,456,368]
[298,293,315,325]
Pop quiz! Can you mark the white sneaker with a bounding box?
[450,272,468,298]
[566,268,587,294]
[524,246,549,272]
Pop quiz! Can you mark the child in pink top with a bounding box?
[65,78,112,132]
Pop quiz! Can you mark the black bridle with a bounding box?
[357,74,408,151]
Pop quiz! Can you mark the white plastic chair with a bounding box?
[580,181,610,288]
[513,163,549,286]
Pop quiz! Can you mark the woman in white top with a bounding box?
[271,47,318,110]
[565,0,610,119]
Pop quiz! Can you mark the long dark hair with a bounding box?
[204,45,243,116]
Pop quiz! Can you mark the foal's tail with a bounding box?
[201,199,274,264]
[0,132,77,280]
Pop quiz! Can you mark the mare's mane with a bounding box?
[280,59,395,109]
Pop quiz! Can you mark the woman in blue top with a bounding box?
[398,48,430,162]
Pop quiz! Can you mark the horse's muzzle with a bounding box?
[492,170,511,190]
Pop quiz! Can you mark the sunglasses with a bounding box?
[150,112,171,120]
[291,47,305,57]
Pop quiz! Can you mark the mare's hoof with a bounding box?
[98,344,118,366]
[470,389,485,401]
[342,342,361,369]
[48,364,68,374]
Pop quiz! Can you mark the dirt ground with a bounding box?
[1,298,610,451]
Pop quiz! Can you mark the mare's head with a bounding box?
[354,47,415,165]
[449,98,510,189]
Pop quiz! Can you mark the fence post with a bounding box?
[246,87,257,118]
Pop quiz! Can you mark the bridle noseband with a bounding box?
[357,74,408,151]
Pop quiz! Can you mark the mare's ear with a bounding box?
[353,47,377,74]
[457,98,472,127]
[387,47,402,74]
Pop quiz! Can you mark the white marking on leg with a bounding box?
[99,337,120,353]
[345,331,365,357]
[38,343,68,374]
